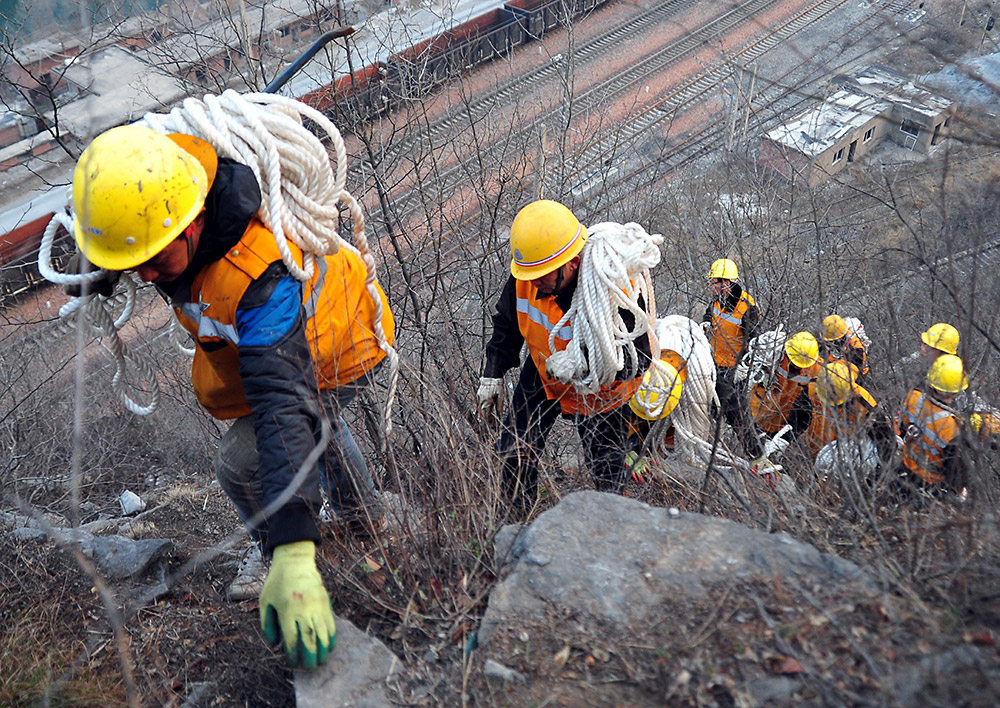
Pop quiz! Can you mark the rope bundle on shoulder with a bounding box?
[544,222,663,392]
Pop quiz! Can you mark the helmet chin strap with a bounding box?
[553,264,565,293]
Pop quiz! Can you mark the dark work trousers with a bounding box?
[497,357,631,515]
[215,372,379,549]
[716,366,764,458]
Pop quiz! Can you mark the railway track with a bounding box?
[361,0,795,208]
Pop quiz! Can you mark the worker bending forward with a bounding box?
[69,126,394,668]
[478,200,649,516]
[896,354,970,498]
[749,331,820,439]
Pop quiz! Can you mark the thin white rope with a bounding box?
[38,212,160,415]
[138,90,397,438]
[544,222,663,392]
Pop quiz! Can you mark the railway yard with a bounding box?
[3,0,1000,705]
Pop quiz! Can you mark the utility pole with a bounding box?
[727,64,743,152]
[741,63,758,145]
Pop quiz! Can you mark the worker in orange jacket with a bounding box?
[896,354,971,496]
[702,258,773,472]
[69,126,395,668]
[749,331,820,439]
[477,200,650,515]
[820,314,870,386]
[804,360,894,461]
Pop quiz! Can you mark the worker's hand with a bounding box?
[260,541,336,669]
[764,425,793,458]
[63,252,121,298]
[625,449,651,484]
[701,321,712,337]
[751,456,782,489]
[477,377,505,418]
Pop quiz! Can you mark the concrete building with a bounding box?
[839,65,954,153]
[759,66,954,186]
[759,90,892,187]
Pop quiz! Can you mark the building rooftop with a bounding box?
[58,45,192,141]
[848,65,953,119]
[764,89,891,156]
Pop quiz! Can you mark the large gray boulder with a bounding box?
[481,491,875,645]
[476,491,886,706]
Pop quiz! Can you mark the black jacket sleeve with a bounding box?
[742,302,761,345]
[484,275,524,378]
[940,440,969,494]
[237,270,323,552]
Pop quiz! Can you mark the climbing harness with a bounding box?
[543,221,663,392]
[40,90,398,436]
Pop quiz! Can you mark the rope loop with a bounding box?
[544,221,662,393]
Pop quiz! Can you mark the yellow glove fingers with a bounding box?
[259,541,337,668]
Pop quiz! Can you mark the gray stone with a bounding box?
[79,534,172,579]
[2,511,171,579]
[483,659,524,683]
[295,615,402,708]
[892,645,999,708]
[745,675,801,704]
[480,491,875,644]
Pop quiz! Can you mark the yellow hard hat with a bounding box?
[785,331,819,368]
[921,323,959,356]
[706,258,739,280]
[73,125,209,271]
[822,314,849,341]
[815,360,856,406]
[509,200,587,280]
[927,354,969,393]
[629,359,683,421]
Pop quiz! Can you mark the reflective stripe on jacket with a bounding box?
[750,356,817,433]
[709,290,755,368]
[174,219,394,419]
[805,382,878,456]
[515,279,639,415]
[898,389,960,485]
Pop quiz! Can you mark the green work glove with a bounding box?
[259,541,337,668]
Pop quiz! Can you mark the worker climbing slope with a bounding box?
[625,315,717,480]
[702,258,777,479]
[748,331,820,439]
[478,200,659,515]
[821,314,870,386]
[65,103,396,670]
[896,354,971,499]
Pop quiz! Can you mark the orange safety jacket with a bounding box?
[709,290,756,368]
[827,336,869,377]
[804,381,878,456]
[174,219,394,420]
[898,389,961,485]
[515,279,639,415]
[750,356,818,434]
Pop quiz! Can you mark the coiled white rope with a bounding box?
[544,222,663,392]
[37,211,160,415]
[139,90,397,436]
[644,316,751,474]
